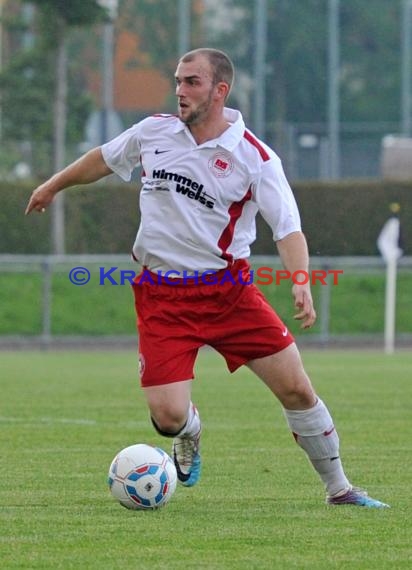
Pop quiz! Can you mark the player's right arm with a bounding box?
[25,147,113,215]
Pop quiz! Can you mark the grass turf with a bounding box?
[0,349,411,569]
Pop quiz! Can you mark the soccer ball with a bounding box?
[108,444,177,510]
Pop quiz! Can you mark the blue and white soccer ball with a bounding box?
[108,444,177,510]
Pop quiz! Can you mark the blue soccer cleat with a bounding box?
[327,486,390,508]
[172,431,201,487]
[172,431,202,487]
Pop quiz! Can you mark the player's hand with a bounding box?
[25,184,57,215]
[292,283,317,329]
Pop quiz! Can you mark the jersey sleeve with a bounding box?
[254,157,302,241]
[100,123,142,182]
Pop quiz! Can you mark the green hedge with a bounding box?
[2,179,410,255]
[293,180,410,256]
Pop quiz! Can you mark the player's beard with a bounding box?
[179,89,214,125]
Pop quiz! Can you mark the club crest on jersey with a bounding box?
[208,152,234,178]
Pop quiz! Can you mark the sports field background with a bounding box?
[1,265,412,337]
[0,349,410,569]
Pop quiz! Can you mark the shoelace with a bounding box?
[176,438,195,465]
[176,436,198,466]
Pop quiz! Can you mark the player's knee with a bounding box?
[151,412,187,437]
[277,379,316,409]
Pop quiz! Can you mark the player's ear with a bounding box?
[215,81,230,101]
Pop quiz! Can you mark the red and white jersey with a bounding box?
[101,107,301,273]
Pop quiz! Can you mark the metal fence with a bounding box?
[0,254,411,350]
[268,122,400,181]
[0,122,402,184]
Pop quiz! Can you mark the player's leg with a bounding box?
[248,344,351,495]
[211,282,349,497]
[213,279,388,508]
[143,381,202,487]
[248,345,389,507]
[132,276,203,487]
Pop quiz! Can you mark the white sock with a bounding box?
[177,403,201,438]
[283,398,350,496]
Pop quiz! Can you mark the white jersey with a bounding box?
[101,107,301,273]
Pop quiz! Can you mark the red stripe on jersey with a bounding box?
[218,186,253,265]
[243,130,270,162]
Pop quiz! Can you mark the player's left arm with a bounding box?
[253,157,316,329]
[276,231,317,329]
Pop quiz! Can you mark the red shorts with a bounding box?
[132,260,294,387]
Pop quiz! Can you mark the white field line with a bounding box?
[0,415,148,428]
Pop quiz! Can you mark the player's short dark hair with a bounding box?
[179,48,234,97]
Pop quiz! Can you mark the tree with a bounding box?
[0,0,106,173]
[118,0,204,103]
[340,0,401,122]
[0,0,107,254]
[29,1,106,169]
[35,0,107,254]
[202,0,401,135]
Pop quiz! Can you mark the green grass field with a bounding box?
[0,349,411,569]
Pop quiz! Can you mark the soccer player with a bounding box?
[26,48,388,508]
